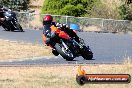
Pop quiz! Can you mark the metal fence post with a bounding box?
[66,16,68,24]
[101,18,104,31]
[28,12,31,29]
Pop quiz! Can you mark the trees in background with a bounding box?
[41,0,132,20]
[0,0,30,11]
[41,0,98,17]
[1,0,132,20]
[125,0,132,4]
[119,4,132,20]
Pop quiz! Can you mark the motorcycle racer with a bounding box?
[0,5,6,24]
[42,15,80,56]
[0,5,11,25]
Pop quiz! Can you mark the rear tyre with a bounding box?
[2,26,10,31]
[2,25,10,31]
[55,43,74,61]
[81,46,93,60]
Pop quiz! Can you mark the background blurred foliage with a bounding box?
[1,0,132,20]
[119,4,132,20]
[41,0,132,20]
[41,0,98,17]
[0,0,30,11]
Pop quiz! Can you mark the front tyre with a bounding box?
[10,20,24,32]
[81,46,93,60]
[55,43,74,61]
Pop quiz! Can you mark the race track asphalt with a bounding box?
[0,27,132,65]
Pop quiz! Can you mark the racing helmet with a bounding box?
[43,15,53,25]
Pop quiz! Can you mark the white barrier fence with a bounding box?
[16,12,132,33]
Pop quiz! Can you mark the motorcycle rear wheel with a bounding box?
[2,24,10,31]
[55,43,74,61]
[81,46,93,60]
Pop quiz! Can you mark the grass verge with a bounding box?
[0,64,131,88]
[0,39,52,60]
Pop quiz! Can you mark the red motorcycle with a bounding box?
[44,25,93,61]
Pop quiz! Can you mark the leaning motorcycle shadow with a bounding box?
[65,58,95,64]
[12,30,25,32]
[70,59,95,61]
[3,30,25,32]
[59,56,95,62]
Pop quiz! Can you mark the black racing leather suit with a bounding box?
[0,8,9,17]
[0,8,10,24]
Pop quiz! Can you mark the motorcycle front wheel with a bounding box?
[10,20,24,32]
[55,43,74,61]
[16,23,24,32]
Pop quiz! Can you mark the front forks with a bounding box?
[61,40,69,51]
